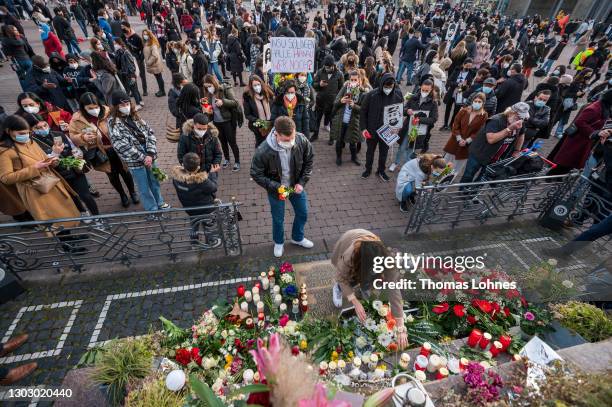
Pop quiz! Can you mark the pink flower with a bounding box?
[524,311,535,321]
[279,262,293,273]
[298,383,351,407]
[249,333,282,381]
[279,314,290,327]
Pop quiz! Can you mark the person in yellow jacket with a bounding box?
[572,44,595,71]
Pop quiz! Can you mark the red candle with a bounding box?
[300,301,308,312]
[420,342,431,357]
[467,329,483,347]
[237,284,246,297]
[490,341,502,357]
[258,312,265,321]
[414,355,428,371]
[479,333,492,349]
[459,358,469,370]
[245,318,254,329]
[499,334,512,351]
[436,367,449,380]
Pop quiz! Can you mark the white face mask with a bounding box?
[285,93,296,101]
[502,63,509,69]
[420,91,429,99]
[23,105,40,114]
[207,86,215,94]
[97,43,104,51]
[507,69,512,76]
[298,76,307,83]
[119,105,131,115]
[194,128,207,137]
[278,139,295,149]
[383,87,393,95]
[253,84,262,93]
[69,63,79,69]
[41,66,51,73]
[143,35,149,41]
[86,108,101,117]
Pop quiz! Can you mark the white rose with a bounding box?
[221,330,228,339]
[229,330,236,336]
[372,300,383,311]
[406,314,414,323]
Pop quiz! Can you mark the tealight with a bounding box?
[400,353,411,363]
[427,355,441,372]
[414,370,427,381]
[253,294,260,303]
[244,291,252,302]
[256,301,264,312]
[252,286,260,295]
[337,360,346,370]
[273,294,282,305]
[328,361,337,371]
[373,368,385,378]
[272,285,281,294]
[279,303,287,313]
[240,302,249,312]
[262,278,270,290]
[353,357,362,368]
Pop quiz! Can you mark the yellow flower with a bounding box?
[278,186,286,194]
[331,351,339,361]
[378,364,387,371]
[300,340,308,350]
[348,351,354,358]
[225,355,233,364]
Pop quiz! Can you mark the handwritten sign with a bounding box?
[270,37,316,73]
[263,43,271,73]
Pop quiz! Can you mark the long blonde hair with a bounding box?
[142,29,159,47]
[450,41,467,59]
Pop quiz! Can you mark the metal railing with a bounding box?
[404,173,578,233]
[0,201,242,277]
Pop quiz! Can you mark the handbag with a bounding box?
[166,116,181,143]
[83,146,109,168]
[30,171,61,194]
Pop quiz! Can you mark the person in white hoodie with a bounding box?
[396,154,447,212]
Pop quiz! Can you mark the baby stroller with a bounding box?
[482,150,557,182]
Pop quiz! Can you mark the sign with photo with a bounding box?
[383,103,404,129]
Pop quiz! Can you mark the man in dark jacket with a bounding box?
[396,29,427,85]
[25,55,71,111]
[360,73,404,181]
[52,7,80,55]
[189,40,209,88]
[495,63,527,113]
[121,21,148,96]
[177,114,222,178]
[523,90,551,147]
[312,55,344,143]
[275,19,296,37]
[171,152,220,246]
[114,39,143,107]
[250,116,314,258]
[441,58,476,130]
[69,0,89,38]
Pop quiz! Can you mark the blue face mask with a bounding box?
[534,100,546,108]
[33,128,50,136]
[432,171,441,177]
[482,86,493,94]
[472,102,482,110]
[14,134,30,143]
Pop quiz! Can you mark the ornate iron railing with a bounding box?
[0,201,242,277]
[404,173,578,233]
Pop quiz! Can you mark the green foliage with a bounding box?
[76,345,105,368]
[521,261,578,302]
[520,305,555,337]
[152,167,168,182]
[90,338,153,406]
[125,377,185,407]
[159,316,190,348]
[553,301,612,342]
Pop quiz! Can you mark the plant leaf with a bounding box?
[189,374,224,407]
[228,383,269,397]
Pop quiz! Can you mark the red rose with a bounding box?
[503,307,511,317]
[474,299,493,314]
[175,348,191,366]
[247,390,271,407]
[453,304,466,317]
[491,302,501,314]
[279,314,290,327]
[432,302,449,314]
[291,346,300,356]
[467,315,477,325]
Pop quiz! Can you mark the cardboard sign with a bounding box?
[263,43,272,73]
[383,103,404,129]
[270,37,316,73]
[377,123,399,146]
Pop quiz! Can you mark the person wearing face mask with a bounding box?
[165,41,180,73]
[121,22,148,97]
[460,102,530,184]
[541,34,568,74]
[177,113,222,179]
[202,74,243,171]
[0,115,82,246]
[250,116,314,258]
[312,56,344,143]
[443,93,488,176]
[114,39,144,109]
[489,55,513,80]
[52,7,80,55]
[465,77,498,117]
[62,54,87,101]
[24,55,71,113]
[396,154,448,212]
[109,11,124,41]
[68,92,137,208]
[271,80,311,141]
[142,29,166,97]
[190,40,210,89]
[176,42,194,84]
[440,58,476,131]
[97,9,114,46]
[226,27,246,87]
[168,73,188,129]
[40,23,64,59]
[108,90,169,212]
[330,70,365,166]
[522,36,545,78]
[523,90,552,148]
[88,51,123,108]
[243,75,275,147]
[16,92,73,135]
[360,73,404,181]
[495,63,527,114]
[294,72,315,132]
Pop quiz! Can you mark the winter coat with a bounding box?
[204,85,244,128]
[399,36,427,62]
[396,158,428,202]
[0,140,79,227]
[250,131,314,193]
[400,92,440,149]
[359,73,404,137]
[168,87,181,127]
[270,94,310,139]
[68,106,114,159]
[0,181,26,217]
[495,73,527,113]
[177,119,222,172]
[178,52,194,80]
[551,100,608,170]
[226,36,244,73]
[52,15,76,42]
[24,66,71,112]
[144,44,164,75]
[330,84,366,144]
[444,107,488,160]
[313,67,345,111]
[166,49,179,73]
[171,166,218,216]
[523,43,545,68]
[243,92,273,134]
[92,69,124,106]
[42,32,64,58]
[547,39,567,60]
[524,101,551,141]
[108,115,158,168]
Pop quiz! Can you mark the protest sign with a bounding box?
[270,37,316,73]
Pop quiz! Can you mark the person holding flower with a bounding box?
[396,154,447,212]
[331,229,408,350]
[250,116,314,258]
[243,75,274,148]
[270,80,310,141]
[330,70,365,166]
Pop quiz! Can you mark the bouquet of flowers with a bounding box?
[58,156,86,171]
[254,119,272,129]
[408,116,420,143]
[152,167,168,182]
[277,185,295,201]
[272,73,295,90]
[432,163,455,184]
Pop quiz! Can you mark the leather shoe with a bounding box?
[0,362,37,385]
[130,192,140,204]
[0,333,28,356]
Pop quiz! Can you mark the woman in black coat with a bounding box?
[176,83,203,128]
[270,80,310,140]
[243,75,275,147]
[227,28,245,87]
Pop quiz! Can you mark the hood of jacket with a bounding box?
[266,128,284,152]
[378,72,397,90]
[40,23,51,40]
[171,165,209,184]
[181,119,219,138]
[509,73,526,86]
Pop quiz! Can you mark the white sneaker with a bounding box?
[324,124,331,132]
[135,104,143,112]
[274,243,284,257]
[80,211,92,224]
[332,283,343,308]
[290,238,314,248]
[389,163,397,172]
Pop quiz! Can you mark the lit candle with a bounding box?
[427,355,441,372]
[237,284,246,297]
[407,388,426,406]
[252,286,260,295]
[414,370,427,382]
[279,303,287,313]
[256,301,264,312]
[268,270,275,286]
[272,285,280,294]
[373,368,385,378]
[499,334,512,351]
[245,318,254,329]
[262,277,270,290]
[240,302,249,312]
[301,294,308,302]
[353,357,362,368]
[436,367,449,380]
[512,354,522,362]
[401,353,411,363]
[328,361,337,372]
[420,342,431,357]
[479,333,492,349]
[467,329,483,347]
[273,294,282,305]
[460,358,469,370]
[490,341,502,357]
[244,290,252,302]
[337,360,346,370]
[368,353,379,369]
[253,294,260,303]
[301,300,308,312]
[414,355,428,371]
[259,272,266,284]
[258,312,265,321]
[319,361,328,375]
[292,299,299,314]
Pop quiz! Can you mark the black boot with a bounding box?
[336,156,342,166]
[130,192,140,204]
[120,194,130,208]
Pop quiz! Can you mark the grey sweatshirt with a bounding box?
[266,129,292,187]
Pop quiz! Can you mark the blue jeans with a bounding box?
[396,61,414,84]
[401,182,415,202]
[76,19,88,38]
[394,136,413,165]
[575,213,612,241]
[267,190,308,245]
[129,166,165,211]
[209,62,223,81]
[460,155,486,184]
[555,116,568,136]
[65,38,81,55]
[541,58,554,73]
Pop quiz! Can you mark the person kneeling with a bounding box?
[395,154,447,212]
[172,152,220,247]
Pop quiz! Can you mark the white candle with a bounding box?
[243,369,254,384]
[279,303,287,313]
[273,294,282,305]
[252,286,259,295]
[292,299,299,314]
[253,294,260,303]
[427,355,441,372]
[240,302,249,312]
[272,285,280,294]
[262,277,270,290]
[256,301,264,312]
[353,357,362,368]
[401,353,411,363]
[337,360,346,370]
[244,290,252,302]
[368,353,379,369]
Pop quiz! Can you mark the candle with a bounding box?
[262,277,270,290]
[467,329,483,347]
[353,357,362,368]
[273,294,282,305]
[337,360,346,370]
[512,354,522,362]
[256,301,264,312]
[362,354,370,364]
[292,299,299,314]
[399,359,409,370]
[244,290,252,302]
[438,356,448,368]
[499,334,512,351]
[237,284,246,297]
[427,355,441,372]
[319,361,328,375]
[407,388,426,406]
[268,270,275,286]
[301,283,307,290]
[279,303,287,313]
[240,302,249,312]
[414,370,427,382]
[479,333,492,349]
[447,358,461,374]
[368,353,379,369]
[258,312,265,321]
[414,355,428,371]
[328,361,337,372]
[436,367,449,380]
[245,318,254,329]
[243,369,255,384]
[301,294,308,302]
[400,353,411,363]
[301,300,308,312]
[253,294,260,304]
[490,341,502,357]
[420,342,431,357]
[252,286,259,295]
[259,272,266,284]
[460,358,469,370]
[272,285,280,294]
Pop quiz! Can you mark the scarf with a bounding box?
[283,96,297,119]
[254,94,271,120]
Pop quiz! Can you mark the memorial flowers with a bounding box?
[278,185,295,201]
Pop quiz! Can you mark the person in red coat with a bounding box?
[549,89,612,174]
[39,23,64,59]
